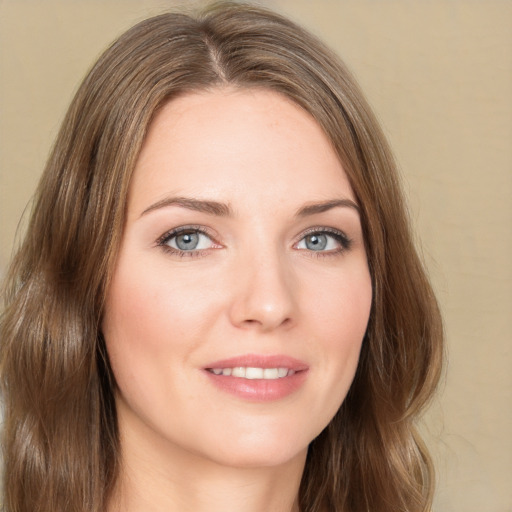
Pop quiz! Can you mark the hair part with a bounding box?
[0,3,443,511]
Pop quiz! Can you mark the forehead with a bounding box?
[128,87,354,216]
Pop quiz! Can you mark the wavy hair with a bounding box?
[0,3,443,511]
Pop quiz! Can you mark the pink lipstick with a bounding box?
[203,354,309,401]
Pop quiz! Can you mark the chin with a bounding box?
[191,424,313,470]
[208,443,308,470]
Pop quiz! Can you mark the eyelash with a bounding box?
[156,225,352,258]
[156,225,218,258]
[297,227,353,257]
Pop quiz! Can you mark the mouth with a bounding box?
[203,354,309,401]
[206,367,297,379]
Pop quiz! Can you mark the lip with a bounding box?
[205,354,309,371]
[203,354,309,402]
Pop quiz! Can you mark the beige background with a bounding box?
[0,1,510,510]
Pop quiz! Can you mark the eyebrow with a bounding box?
[140,196,359,218]
[295,199,360,217]
[141,196,233,217]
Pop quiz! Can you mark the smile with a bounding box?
[207,367,296,379]
[203,354,309,401]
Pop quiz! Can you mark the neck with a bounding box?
[108,409,306,512]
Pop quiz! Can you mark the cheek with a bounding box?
[102,256,230,415]
[101,264,207,424]
[104,262,214,355]
[102,267,177,396]
[308,262,372,346]
[305,265,372,409]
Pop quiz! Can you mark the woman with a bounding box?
[0,3,443,511]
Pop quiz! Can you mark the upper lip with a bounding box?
[204,353,309,371]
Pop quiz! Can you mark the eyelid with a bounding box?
[294,226,352,252]
[156,224,211,244]
[156,225,221,256]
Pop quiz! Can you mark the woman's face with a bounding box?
[103,88,372,470]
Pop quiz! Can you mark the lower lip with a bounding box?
[204,370,308,401]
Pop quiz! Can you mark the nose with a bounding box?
[228,251,297,332]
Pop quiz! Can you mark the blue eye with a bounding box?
[303,233,329,251]
[172,232,201,250]
[159,227,215,254]
[296,230,350,253]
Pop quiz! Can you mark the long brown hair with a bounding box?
[0,3,443,511]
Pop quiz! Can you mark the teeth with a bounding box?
[209,367,294,379]
[263,368,278,379]
[277,367,288,378]
[232,367,246,378]
[245,367,263,379]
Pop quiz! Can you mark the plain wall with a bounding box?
[0,1,511,511]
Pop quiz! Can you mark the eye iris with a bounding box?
[305,233,327,251]
[175,232,199,250]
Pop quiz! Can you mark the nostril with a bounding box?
[241,316,292,329]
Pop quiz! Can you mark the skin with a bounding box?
[103,88,372,512]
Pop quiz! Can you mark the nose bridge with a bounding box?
[229,241,297,331]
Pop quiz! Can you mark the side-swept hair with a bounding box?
[0,3,443,511]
